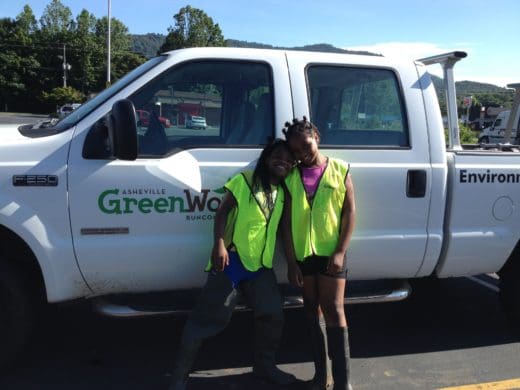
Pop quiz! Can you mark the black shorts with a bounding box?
[297,255,348,279]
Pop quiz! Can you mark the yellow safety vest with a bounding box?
[285,158,349,261]
[213,170,284,271]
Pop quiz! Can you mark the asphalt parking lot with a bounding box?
[0,112,48,125]
[0,275,519,390]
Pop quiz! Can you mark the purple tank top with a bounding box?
[301,161,327,198]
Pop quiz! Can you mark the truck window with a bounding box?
[307,66,409,147]
[128,60,274,157]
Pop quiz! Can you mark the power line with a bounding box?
[0,41,143,56]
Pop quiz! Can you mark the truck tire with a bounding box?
[499,257,520,326]
[479,136,489,143]
[0,261,36,370]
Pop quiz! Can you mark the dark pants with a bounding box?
[173,268,284,379]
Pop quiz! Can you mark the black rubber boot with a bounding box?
[326,327,352,390]
[240,270,296,385]
[169,271,238,390]
[252,315,297,385]
[307,316,333,389]
[168,340,202,390]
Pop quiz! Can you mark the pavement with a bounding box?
[0,112,49,125]
[0,275,518,390]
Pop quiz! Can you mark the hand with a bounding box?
[327,251,346,275]
[211,240,229,272]
[287,262,304,287]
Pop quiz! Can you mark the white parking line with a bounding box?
[466,275,499,293]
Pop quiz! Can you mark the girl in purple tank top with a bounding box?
[282,117,356,390]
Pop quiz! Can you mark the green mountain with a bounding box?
[130,33,166,58]
[431,75,509,95]
[130,35,377,58]
[224,39,378,56]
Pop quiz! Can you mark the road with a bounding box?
[0,112,49,125]
[0,275,518,390]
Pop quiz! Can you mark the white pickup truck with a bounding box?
[479,109,520,144]
[1,48,519,368]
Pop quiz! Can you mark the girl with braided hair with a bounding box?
[282,117,356,390]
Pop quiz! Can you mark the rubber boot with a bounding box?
[326,327,352,390]
[168,339,203,390]
[252,315,297,385]
[307,316,333,389]
[168,271,238,390]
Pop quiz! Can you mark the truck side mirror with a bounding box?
[108,99,138,161]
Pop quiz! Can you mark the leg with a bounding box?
[318,275,351,390]
[303,275,333,390]
[317,275,346,327]
[241,269,296,385]
[169,271,238,390]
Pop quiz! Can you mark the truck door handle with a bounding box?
[406,170,426,198]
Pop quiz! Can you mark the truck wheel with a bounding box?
[479,136,489,143]
[0,261,36,370]
[499,258,520,326]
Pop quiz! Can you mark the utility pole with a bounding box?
[107,0,111,87]
[62,44,71,88]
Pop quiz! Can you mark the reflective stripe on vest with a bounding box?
[285,158,348,261]
[225,170,284,271]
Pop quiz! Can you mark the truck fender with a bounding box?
[0,203,91,303]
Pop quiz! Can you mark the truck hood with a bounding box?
[0,124,29,142]
[0,124,74,164]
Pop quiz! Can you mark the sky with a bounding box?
[2,0,519,88]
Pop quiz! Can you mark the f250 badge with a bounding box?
[12,175,58,187]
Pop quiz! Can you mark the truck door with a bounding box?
[68,53,292,294]
[286,53,433,279]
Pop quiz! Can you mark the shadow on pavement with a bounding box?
[0,276,517,389]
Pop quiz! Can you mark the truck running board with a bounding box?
[93,280,411,318]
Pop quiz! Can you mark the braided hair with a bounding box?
[282,116,320,140]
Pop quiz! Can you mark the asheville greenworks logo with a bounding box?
[98,187,226,220]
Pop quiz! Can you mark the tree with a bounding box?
[94,16,134,89]
[41,86,85,107]
[111,51,146,80]
[1,2,144,112]
[158,6,225,53]
[0,16,42,112]
[70,9,99,93]
[39,0,72,35]
[15,6,42,108]
[36,1,74,93]
[16,5,38,37]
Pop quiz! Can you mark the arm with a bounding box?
[211,192,237,272]
[281,186,304,287]
[328,173,356,273]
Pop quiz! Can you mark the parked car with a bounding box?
[186,115,207,129]
[135,109,171,128]
[57,103,81,118]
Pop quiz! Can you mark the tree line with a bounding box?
[0,2,225,113]
[1,1,513,118]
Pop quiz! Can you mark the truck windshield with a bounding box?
[51,56,167,133]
